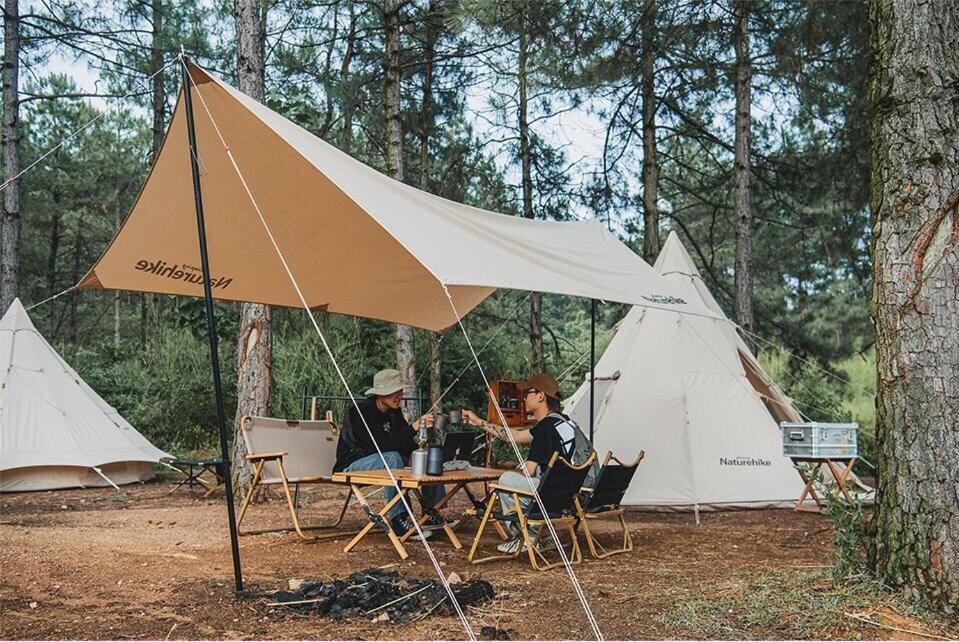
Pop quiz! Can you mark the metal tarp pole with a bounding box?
[181,55,244,592]
[589,299,596,443]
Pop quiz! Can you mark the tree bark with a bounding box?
[339,1,357,152]
[420,1,443,412]
[640,0,660,263]
[732,0,754,353]
[517,12,544,371]
[868,0,959,614]
[2,0,21,312]
[231,0,272,493]
[148,0,166,337]
[384,0,417,409]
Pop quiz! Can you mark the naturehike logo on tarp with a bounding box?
[135,259,233,290]
[642,294,687,305]
[719,456,771,467]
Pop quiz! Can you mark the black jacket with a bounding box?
[333,397,417,472]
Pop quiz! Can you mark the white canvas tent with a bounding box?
[565,232,804,510]
[0,299,168,492]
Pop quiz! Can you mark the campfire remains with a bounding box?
[270,568,494,624]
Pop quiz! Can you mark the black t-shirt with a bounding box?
[333,397,417,472]
[526,413,577,471]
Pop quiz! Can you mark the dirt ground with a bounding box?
[1,476,956,641]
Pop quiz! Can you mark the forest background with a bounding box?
[4,0,873,463]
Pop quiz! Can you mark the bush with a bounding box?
[65,326,236,454]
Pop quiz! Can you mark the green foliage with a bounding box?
[64,326,236,454]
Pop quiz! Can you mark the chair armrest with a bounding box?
[245,451,288,461]
[489,482,536,497]
[579,486,594,493]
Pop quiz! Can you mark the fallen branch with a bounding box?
[267,597,330,607]
[365,584,433,615]
[843,612,948,640]
[410,595,448,623]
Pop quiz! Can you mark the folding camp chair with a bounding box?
[467,452,596,571]
[236,416,352,541]
[575,450,644,559]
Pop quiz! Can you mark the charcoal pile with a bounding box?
[271,568,494,624]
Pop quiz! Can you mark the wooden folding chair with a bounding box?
[236,416,352,541]
[575,450,644,559]
[468,452,596,571]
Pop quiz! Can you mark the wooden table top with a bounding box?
[331,466,504,488]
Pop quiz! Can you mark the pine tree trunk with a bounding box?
[113,197,121,347]
[868,0,959,614]
[640,0,660,263]
[231,0,272,493]
[384,0,417,409]
[339,1,356,152]
[517,15,544,372]
[732,0,755,353]
[420,1,444,413]
[148,0,166,338]
[2,0,21,312]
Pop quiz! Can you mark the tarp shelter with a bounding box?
[73,58,717,592]
[76,60,713,327]
[565,232,804,509]
[0,299,168,492]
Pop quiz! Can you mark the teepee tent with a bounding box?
[0,299,168,492]
[565,232,803,509]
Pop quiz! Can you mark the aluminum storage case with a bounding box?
[781,422,858,459]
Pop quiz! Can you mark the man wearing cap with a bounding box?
[463,372,597,554]
[334,368,445,539]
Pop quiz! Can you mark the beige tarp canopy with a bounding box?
[78,61,711,330]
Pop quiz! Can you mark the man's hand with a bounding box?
[461,409,483,426]
[416,411,435,430]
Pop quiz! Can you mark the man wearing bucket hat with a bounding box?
[334,369,446,539]
[463,372,597,554]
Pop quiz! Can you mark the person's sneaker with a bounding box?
[535,536,558,553]
[421,512,450,531]
[496,537,526,554]
[391,515,431,540]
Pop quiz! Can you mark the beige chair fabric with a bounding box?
[239,416,338,484]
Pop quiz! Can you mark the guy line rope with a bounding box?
[443,288,605,640]
[180,57,478,641]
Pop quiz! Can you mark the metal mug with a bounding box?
[448,409,463,424]
[410,448,428,476]
[433,412,449,434]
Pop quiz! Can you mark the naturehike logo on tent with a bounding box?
[719,456,771,467]
[641,294,687,305]
[135,259,233,290]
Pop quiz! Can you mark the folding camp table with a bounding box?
[791,457,857,512]
[330,466,504,560]
[167,458,223,497]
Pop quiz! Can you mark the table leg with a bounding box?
[402,484,464,550]
[795,462,825,512]
[343,484,409,560]
[826,459,856,502]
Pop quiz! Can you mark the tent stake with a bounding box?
[181,55,244,593]
[589,299,596,443]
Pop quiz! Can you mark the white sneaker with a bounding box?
[497,537,526,554]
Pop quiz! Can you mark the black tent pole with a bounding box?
[181,55,244,593]
[589,299,596,443]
